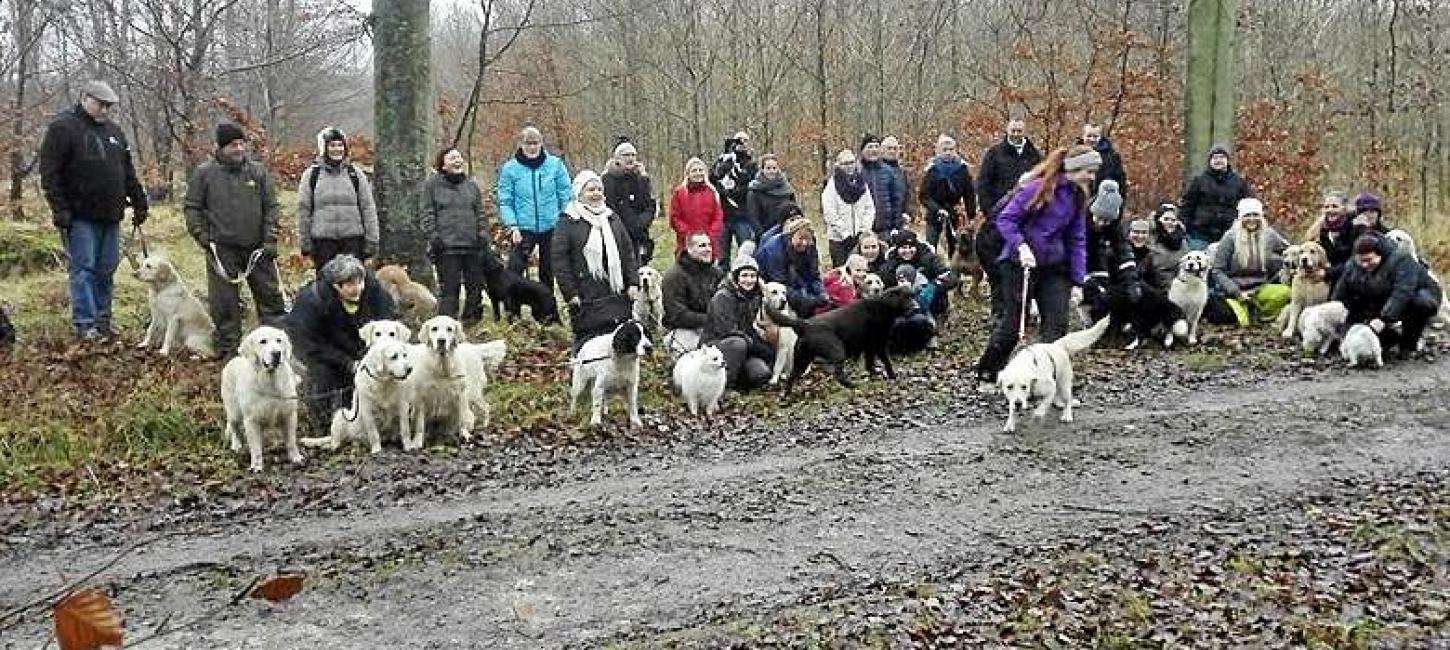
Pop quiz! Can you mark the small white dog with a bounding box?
[1298,300,1349,355]
[134,255,216,358]
[672,344,727,417]
[1169,251,1211,345]
[220,326,301,472]
[1340,323,1383,368]
[858,273,885,299]
[756,281,799,384]
[997,316,1110,433]
[568,320,651,428]
[633,266,666,339]
[301,339,414,454]
[359,319,413,348]
[404,315,473,449]
[456,338,507,432]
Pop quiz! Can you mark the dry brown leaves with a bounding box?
[53,588,123,650]
[250,572,306,603]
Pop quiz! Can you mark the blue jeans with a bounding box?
[719,217,756,268]
[65,219,121,331]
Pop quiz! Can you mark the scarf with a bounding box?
[932,155,966,178]
[748,171,795,197]
[833,168,867,204]
[515,148,546,169]
[569,201,625,293]
[1154,227,1184,250]
[442,171,466,185]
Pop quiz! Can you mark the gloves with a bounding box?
[1017,243,1037,269]
[1070,286,1084,305]
[363,240,379,259]
[53,211,72,231]
[428,239,444,259]
[627,286,640,301]
[132,210,148,227]
[1370,318,1386,333]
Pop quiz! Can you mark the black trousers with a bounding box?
[302,356,352,433]
[310,236,367,274]
[975,262,1073,380]
[508,230,555,291]
[434,251,487,321]
[207,244,286,357]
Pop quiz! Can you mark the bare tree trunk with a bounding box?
[374,0,433,279]
[8,0,46,219]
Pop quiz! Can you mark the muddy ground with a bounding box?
[2,342,1448,648]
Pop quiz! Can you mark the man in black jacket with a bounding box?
[709,130,759,265]
[185,123,286,358]
[1080,123,1127,198]
[661,231,725,359]
[1180,144,1254,249]
[38,81,149,340]
[1331,234,1442,359]
[285,254,398,431]
[975,117,1042,220]
[917,134,976,251]
[603,140,658,263]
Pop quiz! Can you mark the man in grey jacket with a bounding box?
[297,127,379,271]
[184,123,285,358]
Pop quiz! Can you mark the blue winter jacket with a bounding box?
[860,158,906,234]
[754,224,825,302]
[495,149,572,233]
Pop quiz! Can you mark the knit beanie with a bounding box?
[730,241,759,280]
[1129,219,1152,233]
[1208,143,1231,160]
[1354,191,1382,213]
[783,216,813,238]
[613,141,637,158]
[215,123,246,149]
[891,229,919,247]
[860,133,882,151]
[572,169,603,200]
[317,127,348,157]
[895,264,918,286]
[1237,197,1264,218]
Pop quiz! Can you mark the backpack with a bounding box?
[307,163,362,210]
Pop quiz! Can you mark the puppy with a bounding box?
[359,319,413,348]
[481,251,559,323]
[134,255,216,358]
[1298,300,1348,355]
[997,315,1111,433]
[220,326,301,472]
[858,273,886,299]
[1169,251,1211,345]
[1279,242,1331,339]
[404,315,473,449]
[1341,323,1383,368]
[672,344,728,417]
[376,265,438,323]
[301,339,413,454]
[633,266,666,339]
[766,285,917,395]
[756,281,799,385]
[568,320,651,428]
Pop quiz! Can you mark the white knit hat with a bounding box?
[1237,197,1264,218]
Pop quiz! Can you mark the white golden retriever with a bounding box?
[221,326,301,472]
[1279,242,1331,339]
[134,255,216,358]
[404,315,473,449]
[1341,323,1383,368]
[757,281,799,384]
[997,316,1110,433]
[858,273,886,299]
[360,319,412,348]
[633,266,666,338]
[672,344,727,417]
[1298,300,1348,355]
[1169,251,1211,345]
[301,339,414,454]
[569,320,651,428]
[456,338,507,431]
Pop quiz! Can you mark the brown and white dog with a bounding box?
[376,264,439,324]
[1279,241,1332,339]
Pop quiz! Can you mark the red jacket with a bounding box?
[818,267,859,314]
[669,183,724,258]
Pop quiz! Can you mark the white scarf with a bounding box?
[570,201,625,293]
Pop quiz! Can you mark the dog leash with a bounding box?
[1018,266,1032,340]
[210,242,265,285]
[122,223,149,272]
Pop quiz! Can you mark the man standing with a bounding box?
[38,80,149,340]
[184,123,286,358]
[709,130,759,265]
[602,139,658,264]
[1080,123,1127,198]
[882,135,914,227]
[859,133,906,237]
[975,117,1042,218]
[497,126,572,289]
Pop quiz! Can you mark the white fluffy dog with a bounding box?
[1169,251,1211,345]
[569,320,651,428]
[134,255,216,358]
[633,266,666,339]
[302,339,414,454]
[359,319,412,348]
[404,315,473,449]
[858,273,885,298]
[672,344,727,417]
[456,338,507,432]
[1298,300,1349,355]
[220,326,301,472]
[1341,323,1383,368]
[756,281,799,384]
[997,316,1111,433]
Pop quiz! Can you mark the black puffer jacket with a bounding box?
[975,137,1042,219]
[918,158,976,221]
[420,172,488,253]
[285,275,398,371]
[1087,217,1138,285]
[879,243,951,287]
[704,278,762,344]
[1180,165,1254,244]
[602,164,657,236]
[1331,236,1442,324]
[551,207,641,305]
[38,105,149,224]
[662,254,725,330]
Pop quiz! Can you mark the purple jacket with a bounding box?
[995,176,1089,283]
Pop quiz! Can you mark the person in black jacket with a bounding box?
[918,134,976,251]
[709,130,759,265]
[703,251,773,390]
[1180,143,1254,249]
[602,140,659,264]
[1080,123,1127,198]
[745,154,798,236]
[421,147,491,322]
[38,81,149,340]
[975,117,1042,220]
[1331,234,1442,358]
[553,170,641,353]
[1082,193,1141,322]
[285,254,399,431]
[661,231,726,359]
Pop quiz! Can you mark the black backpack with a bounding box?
[307,163,362,210]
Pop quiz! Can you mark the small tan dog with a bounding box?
[134,255,216,358]
[376,264,438,322]
[858,273,886,298]
[1278,241,1331,339]
[756,281,799,385]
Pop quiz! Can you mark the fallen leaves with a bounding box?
[250,572,307,603]
[53,588,123,650]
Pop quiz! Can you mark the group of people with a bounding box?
[36,80,1444,433]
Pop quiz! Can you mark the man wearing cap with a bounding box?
[602,139,658,263]
[38,80,149,340]
[184,123,286,358]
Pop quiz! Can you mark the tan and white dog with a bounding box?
[1278,241,1332,339]
[376,264,439,323]
[633,266,666,339]
[1169,251,1211,345]
[756,281,800,385]
[220,326,301,472]
[858,273,886,299]
[997,316,1110,433]
[302,339,414,454]
[404,315,473,449]
[134,255,216,358]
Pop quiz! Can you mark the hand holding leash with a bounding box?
[1017,243,1037,269]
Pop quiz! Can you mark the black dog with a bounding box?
[481,250,559,323]
[766,285,917,395]
[1093,282,1188,350]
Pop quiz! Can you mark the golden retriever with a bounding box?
[1279,241,1331,339]
[301,339,414,454]
[221,326,301,472]
[134,255,216,358]
[376,264,439,323]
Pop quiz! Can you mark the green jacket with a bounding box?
[184,154,279,249]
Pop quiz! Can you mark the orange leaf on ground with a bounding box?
[53,588,124,650]
[250,572,306,602]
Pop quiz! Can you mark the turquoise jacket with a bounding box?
[495,149,572,233]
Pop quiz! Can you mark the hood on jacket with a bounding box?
[317,127,349,160]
